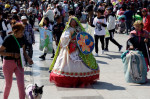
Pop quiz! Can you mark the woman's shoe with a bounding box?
[95,53,98,57]
[39,55,45,60]
[51,54,55,58]
[119,45,123,52]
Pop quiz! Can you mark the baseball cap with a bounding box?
[11,9,17,13]
[21,16,27,20]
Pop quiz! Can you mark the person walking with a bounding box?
[105,7,123,52]
[85,1,94,26]
[39,17,55,60]
[93,8,107,56]
[43,4,54,23]
[0,23,33,99]
[21,16,35,59]
[124,7,134,34]
[141,8,150,33]
[53,15,65,49]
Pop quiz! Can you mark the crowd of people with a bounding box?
[0,0,150,98]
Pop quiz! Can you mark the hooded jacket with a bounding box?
[107,13,116,30]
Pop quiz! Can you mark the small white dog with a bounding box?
[25,84,44,99]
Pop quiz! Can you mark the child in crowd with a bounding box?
[39,17,54,60]
[93,8,107,56]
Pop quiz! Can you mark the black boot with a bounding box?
[39,54,45,60]
[51,53,55,58]
[51,49,55,58]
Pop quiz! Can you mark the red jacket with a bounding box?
[143,15,150,32]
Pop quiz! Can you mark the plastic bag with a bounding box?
[105,28,110,38]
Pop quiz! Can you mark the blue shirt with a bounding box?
[124,10,133,20]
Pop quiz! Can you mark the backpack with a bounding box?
[121,50,147,83]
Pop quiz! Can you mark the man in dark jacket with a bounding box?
[124,7,134,34]
[86,1,94,26]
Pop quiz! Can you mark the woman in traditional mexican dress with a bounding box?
[49,16,99,87]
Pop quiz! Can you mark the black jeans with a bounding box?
[125,20,132,34]
[94,35,105,53]
[105,29,121,49]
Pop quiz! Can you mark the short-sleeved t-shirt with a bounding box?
[2,35,25,60]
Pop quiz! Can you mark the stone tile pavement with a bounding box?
[0,23,150,99]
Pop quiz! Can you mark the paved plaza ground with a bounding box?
[0,22,150,99]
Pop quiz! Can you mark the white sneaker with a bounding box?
[101,50,104,55]
[95,53,98,57]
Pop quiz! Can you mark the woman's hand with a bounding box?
[27,58,33,65]
[144,38,148,43]
[129,46,134,50]
[14,53,20,59]
[9,53,20,59]
[22,45,33,65]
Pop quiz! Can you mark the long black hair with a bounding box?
[43,17,50,27]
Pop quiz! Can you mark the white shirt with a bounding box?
[43,9,54,22]
[93,17,106,36]
[107,15,116,30]
[53,8,60,16]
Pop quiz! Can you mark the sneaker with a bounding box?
[119,45,123,52]
[104,48,109,51]
[95,53,98,57]
[39,55,45,60]
[101,50,104,55]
